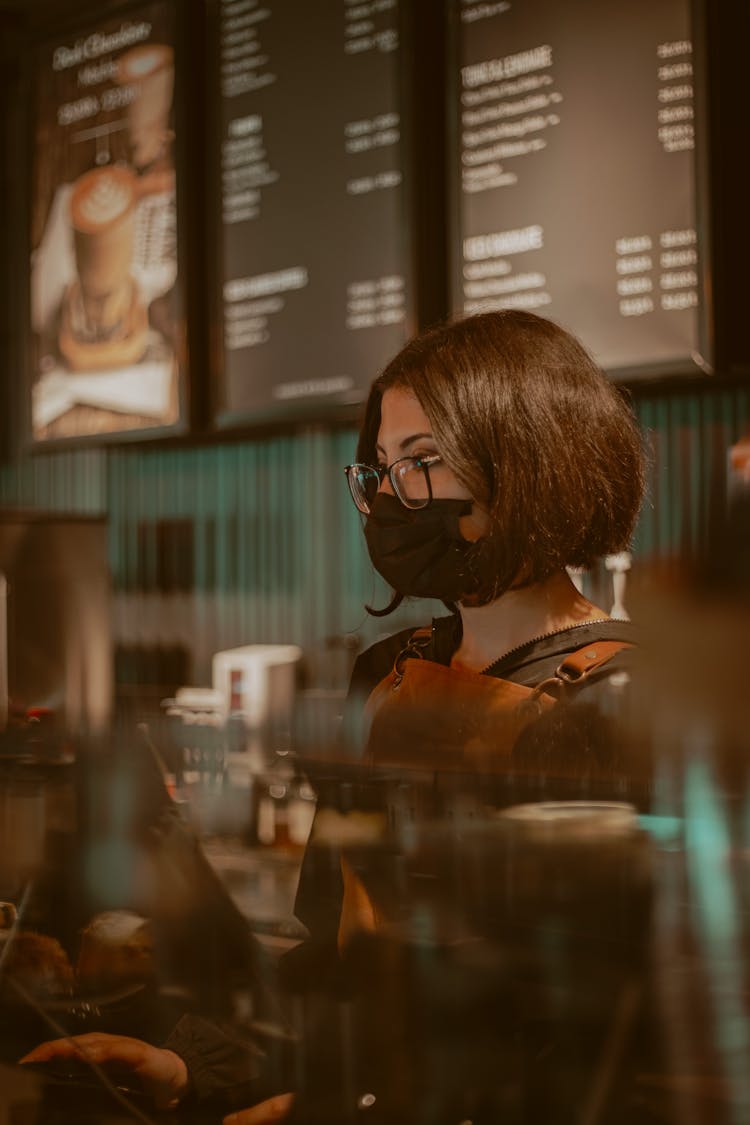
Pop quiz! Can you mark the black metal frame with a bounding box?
[209,0,420,433]
[444,0,722,387]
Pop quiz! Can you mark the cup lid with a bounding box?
[497,800,638,839]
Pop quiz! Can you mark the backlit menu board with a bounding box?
[215,0,412,425]
[30,1,185,443]
[453,0,704,377]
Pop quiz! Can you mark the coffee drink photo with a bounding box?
[59,164,148,371]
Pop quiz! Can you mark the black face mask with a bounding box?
[364,492,478,603]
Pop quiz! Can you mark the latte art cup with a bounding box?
[69,165,138,337]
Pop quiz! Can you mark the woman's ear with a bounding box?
[459,505,489,543]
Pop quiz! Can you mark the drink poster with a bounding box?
[30,1,184,442]
[453,0,704,377]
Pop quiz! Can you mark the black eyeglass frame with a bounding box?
[344,454,441,514]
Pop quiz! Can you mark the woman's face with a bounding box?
[376,387,487,541]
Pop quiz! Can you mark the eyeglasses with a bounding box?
[344,455,441,515]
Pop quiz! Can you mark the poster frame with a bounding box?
[23,0,194,451]
[207,0,418,434]
[446,0,715,386]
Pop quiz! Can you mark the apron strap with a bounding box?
[529,640,634,701]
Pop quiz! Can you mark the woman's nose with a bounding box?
[378,472,395,497]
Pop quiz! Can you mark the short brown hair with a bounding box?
[358,310,645,605]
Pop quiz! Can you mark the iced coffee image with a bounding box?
[59,165,148,372]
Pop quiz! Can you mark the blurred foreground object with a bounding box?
[76,910,155,995]
[286,800,654,1125]
[1,930,74,1000]
[623,465,750,1124]
[0,515,112,734]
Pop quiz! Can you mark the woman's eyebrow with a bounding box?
[375,432,435,456]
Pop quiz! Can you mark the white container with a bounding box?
[212,644,302,729]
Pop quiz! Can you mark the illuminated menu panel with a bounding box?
[30,1,185,443]
[216,0,412,424]
[454,0,702,376]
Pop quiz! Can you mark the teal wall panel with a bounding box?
[105,431,433,684]
[2,381,749,688]
[633,385,750,562]
[0,447,106,514]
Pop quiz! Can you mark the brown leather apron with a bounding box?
[364,637,632,771]
[339,637,632,949]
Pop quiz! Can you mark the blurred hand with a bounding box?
[223,1093,295,1124]
[21,1033,190,1110]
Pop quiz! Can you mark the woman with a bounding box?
[348,308,643,688]
[347,308,642,704]
[298,308,646,949]
[21,310,646,1122]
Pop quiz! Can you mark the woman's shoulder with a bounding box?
[347,614,459,700]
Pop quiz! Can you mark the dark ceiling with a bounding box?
[0,0,141,22]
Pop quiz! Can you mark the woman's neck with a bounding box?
[452,571,609,672]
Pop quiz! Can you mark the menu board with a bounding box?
[215,0,412,425]
[453,0,703,376]
[29,1,185,443]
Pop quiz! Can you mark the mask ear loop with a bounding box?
[365,589,404,617]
